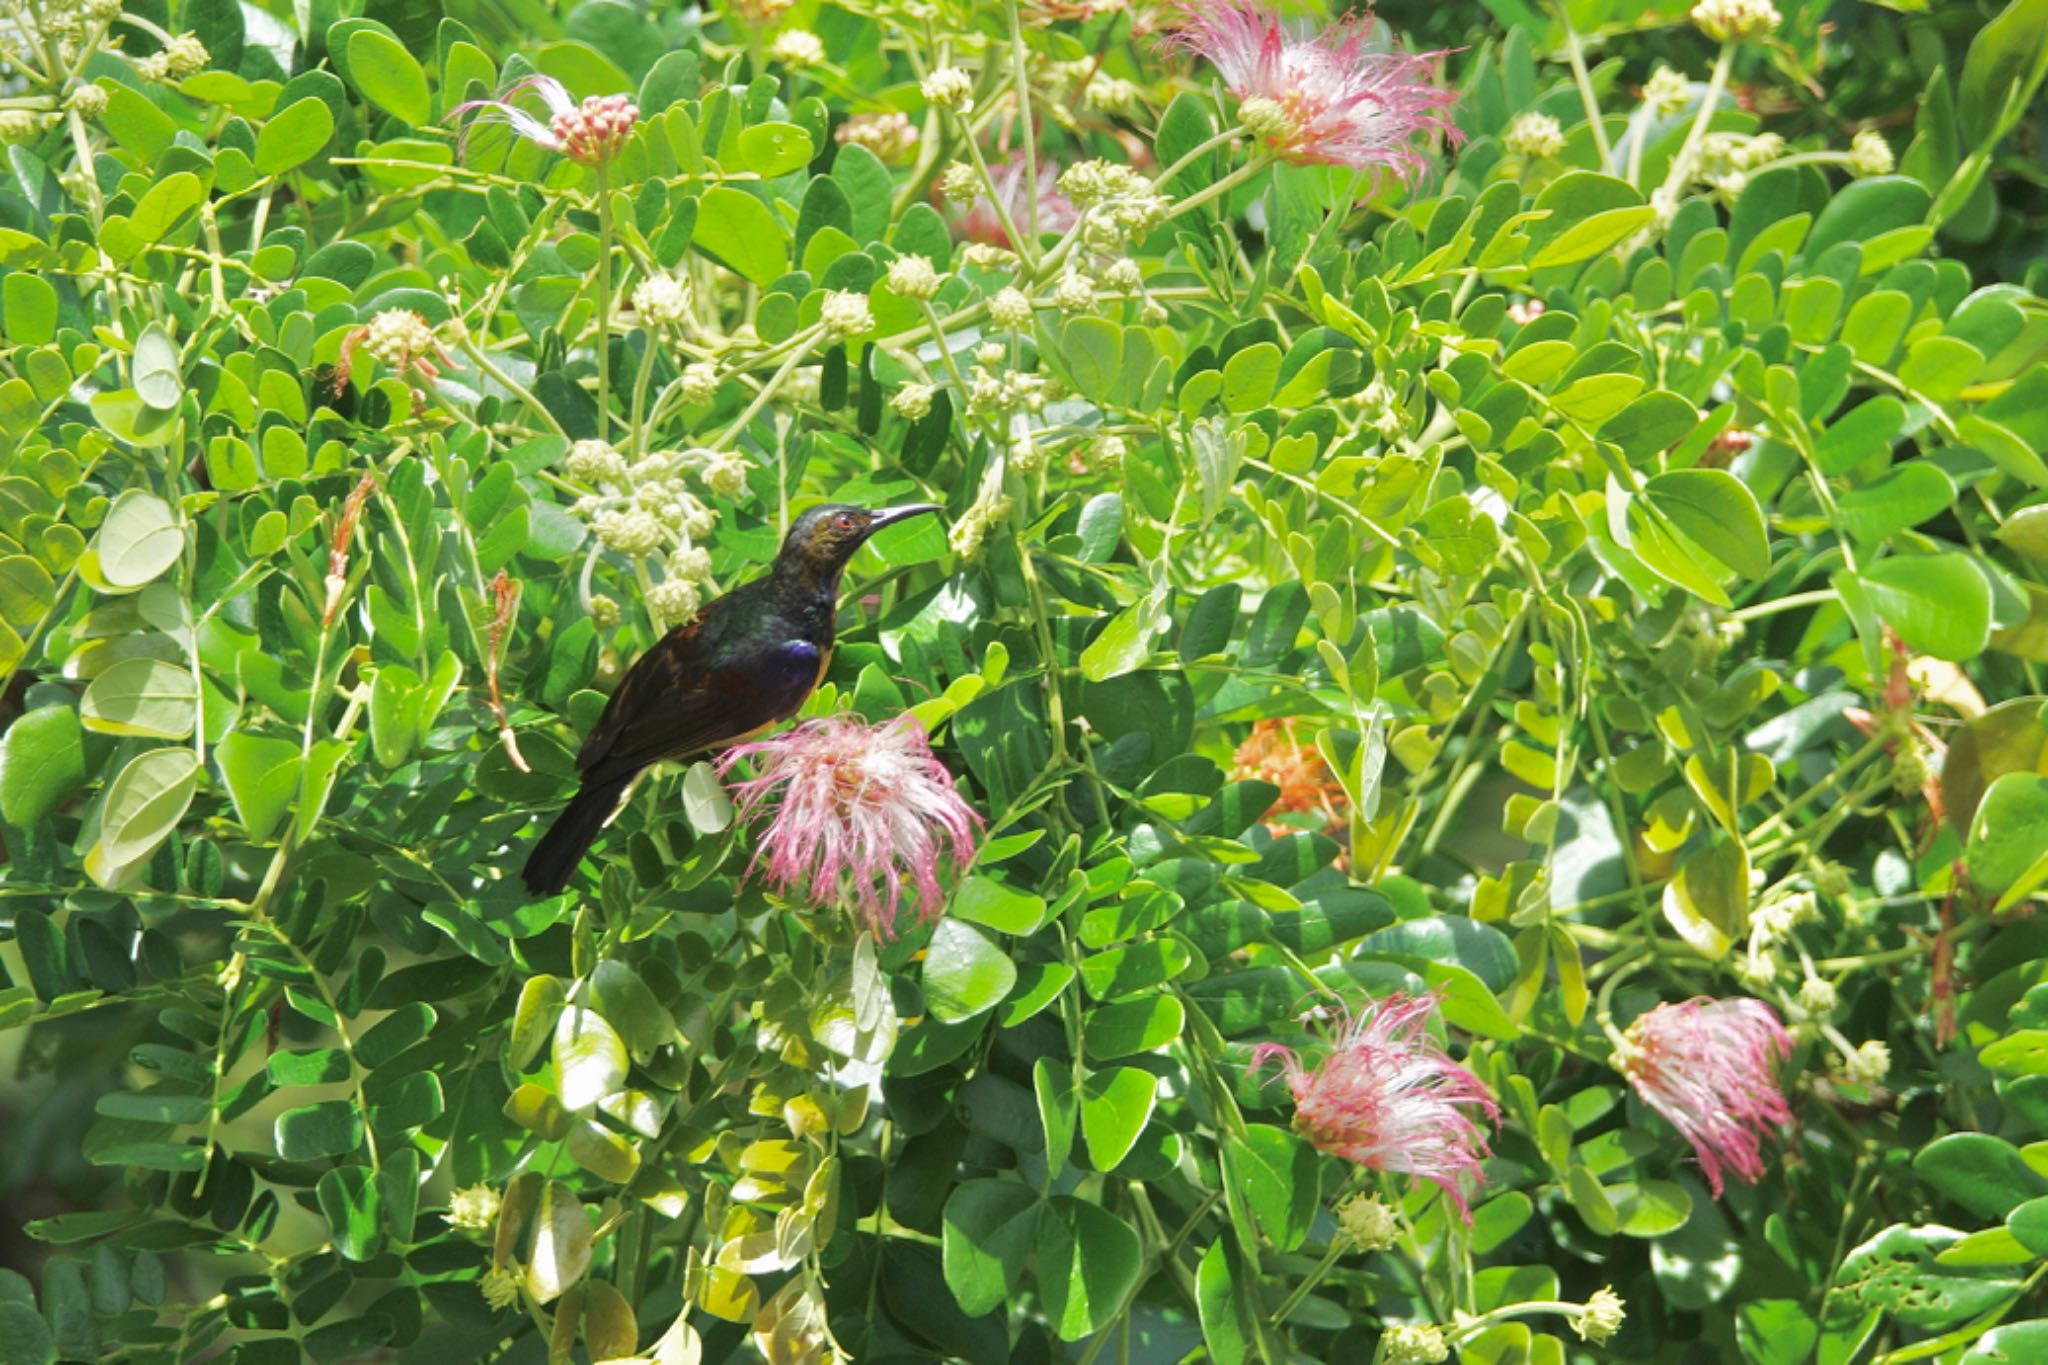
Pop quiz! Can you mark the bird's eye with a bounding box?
[834,514,857,531]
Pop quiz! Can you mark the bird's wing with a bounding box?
[575,601,821,780]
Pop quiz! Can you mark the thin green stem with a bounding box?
[1557,5,1613,171]
[595,160,615,440]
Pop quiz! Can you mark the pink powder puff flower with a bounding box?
[1254,993,1499,1220]
[1618,997,1793,1197]
[1161,0,1460,178]
[956,160,1081,249]
[449,75,639,166]
[717,714,983,939]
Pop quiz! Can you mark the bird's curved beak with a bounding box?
[865,503,941,536]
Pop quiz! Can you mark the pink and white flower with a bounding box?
[449,75,639,166]
[1618,997,1793,1197]
[1255,993,1498,1219]
[717,715,983,939]
[1161,0,1459,178]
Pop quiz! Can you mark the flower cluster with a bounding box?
[1255,993,1498,1219]
[1058,159,1171,252]
[332,309,455,397]
[718,715,984,939]
[451,76,639,166]
[1504,111,1564,159]
[632,273,691,328]
[563,441,735,573]
[135,32,209,82]
[1691,0,1782,43]
[1617,997,1792,1197]
[836,112,918,161]
[1164,0,1458,178]
[1849,128,1894,177]
[1644,66,1691,115]
[1232,718,1346,835]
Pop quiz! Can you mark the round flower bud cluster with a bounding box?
[1335,1193,1398,1251]
[446,1185,501,1232]
[1797,975,1837,1016]
[1103,257,1142,292]
[0,111,41,144]
[821,290,875,340]
[961,242,1019,270]
[1382,1324,1449,1365]
[632,273,690,328]
[893,383,936,421]
[669,545,714,583]
[1644,67,1691,115]
[989,286,1033,331]
[1081,76,1142,116]
[135,32,209,82]
[974,343,1006,368]
[1009,433,1044,474]
[886,253,944,300]
[1891,738,1932,797]
[770,29,825,68]
[1813,860,1852,902]
[480,1265,521,1310]
[948,490,1012,557]
[836,112,918,162]
[647,575,702,625]
[699,449,751,498]
[67,83,109,119]
[1505,111,1565,159]
[1575,1288,1626,1345]
[553,93,638,165]
[1350,377,1408,441]
[1734,950,1779,994]
[966,353,1051,420]
[1238,97,1292,143]
[1691,0,1782,42]
[1849,128,1894,177]
[1052,272,1095,314]
[681,361,720,405]
[1752,888,1817,947]
[1059,160,1171,251]
[589,594,622,629]
[566,438,630,485]
[921,67,975,110]
[1089,434,1126,470]
[938,162,981,204]
[594,507,665,556]
[1695,131,1784,197]
[365,309,440,368]
[1843,1039,1890,1085]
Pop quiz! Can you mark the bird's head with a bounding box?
[780,503,940,578]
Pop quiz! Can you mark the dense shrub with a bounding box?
[3,0,2048,1361]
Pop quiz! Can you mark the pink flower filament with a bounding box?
[1620,997,1793,1197]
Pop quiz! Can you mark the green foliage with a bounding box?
[2,0,2048,1363]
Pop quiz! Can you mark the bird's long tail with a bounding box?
[522,775,632,896]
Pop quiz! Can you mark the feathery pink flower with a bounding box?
[1255,993,1498,1220]
[1161,1,1460,178]
[1619,997,1792,1197]
[717,715,983,938]
[449,75,639,166]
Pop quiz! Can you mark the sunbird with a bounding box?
[521,503,941,896]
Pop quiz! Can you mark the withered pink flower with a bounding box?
[717,715,982,938]
[1618,997,1792,1197]
[449,75,639,166]
[1255,993,1498,1219]
[1161,0,1459,178]
[955,160,1080,248]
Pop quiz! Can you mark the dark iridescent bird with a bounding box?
[521,503,940,896]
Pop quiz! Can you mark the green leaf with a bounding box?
[0,555,54,631]
[940,1181,1039,1317]
[1957,0,2048,147]
[1034,1196,1142,1341]
[1078,939,1193,999]
[523,1181,592,1305]
[1079,601,1160,683]
[1226,1123,1319,1251]
[1035,1058,1077,1172]
[952,875,1046,935]
[1830,1223,2020,1332]
[1661,837,1749,960]
[1530,205,1656,269]
[316,1166,384,1261]
[215,731,302,842]
[255,96,336,175]
[1967,773,2048,907]
[737,122,815,178]
[1644,468,1770,579]
[693,187,788,287]
[921,919,1017,1024]
[275,1099,363,1161]
[554,1005,628,1111]
[1964,1321,2048,1365]
[1858,554,1993,661]
[1220,343,1281,412]
[132,324,181,411]
[346,29,431,125]
[1839,463,1958,545]
[1082,996,1185,1059]
[1736,1300,1820,1365]
[94,490,184,590]
[0,705,87,826]
[81,657,197,739]
[97,748,200,867]
[1815,396,1908,475]
[0,1301,56,1365]
[586,960,676,1060]
[1080,1066,1157,1170]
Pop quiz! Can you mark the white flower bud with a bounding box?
[892,383,935,420]
[771,29,825,68]
[1644,67,1691,115]
[701,450,749,497]
[1505,111,1565,159]
[821,289,874,339]
[681,361,719,405]
[0,110,40,144]
[989,286,1033,330]
[1237,96,1294,143]
[1798,976,1837,1016]
[974,342,1006,367]
[595,508,664,556]
[1691,0,1781,42]
[631,273,690,328]
[668,545,714,582]
[588,594,621,629]
[1849,128,1894,177]
[921,67,974,110]
[446,1185,501,1232]
[1335,1193,1398,1252]
[1575,1288,1625,1345]
[938,161,980,203]
[1103,258,1142,291]
[67,83,109,118]
[886,253,943,300]
[1382,1324,1449,1365]
[1052,272,1094,313]
[647,576,702,624]
[1843,1039,1890,1085]
[565,438,628,485]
